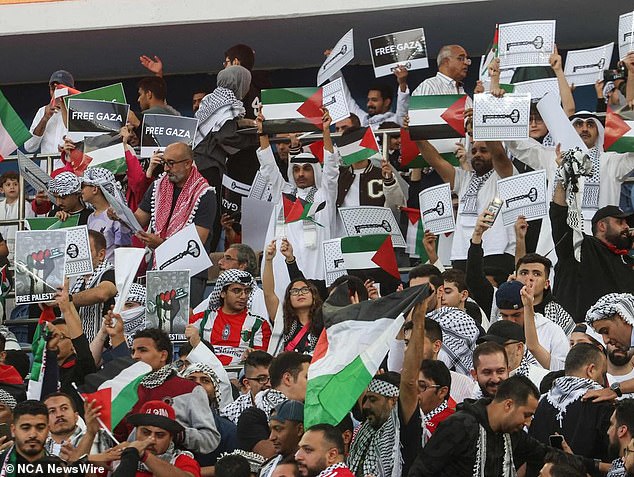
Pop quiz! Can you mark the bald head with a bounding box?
[437,44,470,82]
[163,142,194,186]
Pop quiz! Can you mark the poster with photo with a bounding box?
[146,270,190,340]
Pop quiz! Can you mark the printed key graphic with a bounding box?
[159,240,201,270]
[390,62,412,72]
[322,95,337,107]
[482,109,520,124]
[322,45,348,70]
[625,31,633,41]
[573,58,605,72]
[230,181,250,193]
[423,201,445,217]
[506,35,544,51]
[354,219,392,233]
[505,187,538,207]
[333,258,344,268]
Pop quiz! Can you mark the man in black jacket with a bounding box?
[550,179,634,322]
[407,374,600,477]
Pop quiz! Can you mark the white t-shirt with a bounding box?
[532,312,570,371]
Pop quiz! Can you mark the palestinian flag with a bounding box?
[83,135,127,175]
[285,196,326,225]
[53,84,81,101]
[0,90,31,161]
[399,128,459,169]
[308,140,325,164]
[334,127,380,165]
[480,25,499,78]
[304,283,429,427]
[26,307,59,400]
[408,94,466,141]
[26,216,80,230]
[64,83,127,108]
[402,207,425,258]
[341,233,400,281]
[80,357,151,430]
[262,87,324,134]
[605,107,634,153]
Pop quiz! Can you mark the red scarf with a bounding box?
[151,166,211,238]
[603,240,630,256]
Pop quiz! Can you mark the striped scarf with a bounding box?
[70,259,114,342]
[546,376,603,426]
[461,170,494,215]
[421,400,448,446]
[581,146,602,210]
[473,425,515,477]
[0,447,16,477]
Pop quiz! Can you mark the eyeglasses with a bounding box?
[160,158,191,168]
[221,255,239,262]
[227,287,252,296]
[417,382,442,392]
[452,55,472,64]
[289,286,311,296]
[245,375,270,384]
[529,116,544,124]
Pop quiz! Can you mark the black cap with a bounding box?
[478,320,525,345]
[591,205,634,226]
[495,280,524,310]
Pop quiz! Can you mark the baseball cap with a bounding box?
[591,205,634,227]
[495,280,524,311]
[270,400,304,423]
[126,400,184,433]
[49,70,75,88]
[478,320,525,345]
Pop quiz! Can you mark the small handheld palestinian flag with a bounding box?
[480,25,499,78]
[262,87,324,134]
[26,307,59,400]
[334,127,380,165]
[408,94,466,141]
[399,128,460,169]
[283,194,326,226]
[0,89,31,161]
[341,233,400,283]
[604,107,634,153]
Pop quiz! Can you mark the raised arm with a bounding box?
[465,211,495,315]
[262,240,280,321]
[550,45,576,116]
[624,52,634,105]
[486,140,514,178]
[416,140,456,188]
[521,285,552,369]
[256,110,287,200]
[514,215,528,265]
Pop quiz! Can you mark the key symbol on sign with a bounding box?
[482,109,520,124]
[422,201,445,217]
[159,240,201,270]
[625,31,633,41]
[323,96,337,107]
[572,58,605,72]
[322,45,348,71]
[505,187,538,207]
[231,181,250,193]
[333,258,344,268]
[390,62,412,72]
[354,219,392,233]
[506,35,544,51]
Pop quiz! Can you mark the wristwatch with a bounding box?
[610,382,623,398]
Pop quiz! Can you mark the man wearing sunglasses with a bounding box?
[188,269,271,365]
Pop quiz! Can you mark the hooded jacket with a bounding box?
[408,398,573,477]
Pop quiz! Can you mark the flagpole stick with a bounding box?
[71,382,120,445]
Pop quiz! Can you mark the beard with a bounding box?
[609,348,632,367]
[608,439,622,461]
[605,228,634,250]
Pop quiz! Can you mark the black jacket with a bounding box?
[550,202,634,322]
[408,398,596,477]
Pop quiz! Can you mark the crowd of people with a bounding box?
[0,25,633,477]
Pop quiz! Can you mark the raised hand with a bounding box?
[265,239,277,262]
[514,215,528,241]
[549,44,562,72]
[280,238,295,262]
[139,55,164,76]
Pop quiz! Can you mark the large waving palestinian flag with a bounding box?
[0,90,31,161]
[408,94,466,141]
[304,283,429,427]
[262,87,324,134]
[605,107,634,153]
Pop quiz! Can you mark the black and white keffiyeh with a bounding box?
[461,170,494,215]
[284,319,319,353]
[0,389,16,410]
[196,87,246,134]
[473,424,515,477]
[125,283,147,306]
[180,363,222,411]
[348,406,402,477]
[368,378,400,397]
[544,301,576,335]
[421,400,448,446]
[207,269,257,311]
[141,364,175,389]
[49,172,81,196]
[220,392,253,424]
[255,388,287,418]
[70,259,114,342]
[219,450,265,473]
[608,457,626,477]
[82,167,118,196]
[427,307,479,375]
[546,376,603,425]
[586,293,634,327]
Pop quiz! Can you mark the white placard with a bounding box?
[318,29,355,86]
[564,43,614,87]
[114,247,146,314]
[473,93,531,141]
[322,78,350,124]
[338,206,406,248]
[100,185,143,233]
[322,238,346,287]
[419,183,455,235]
[512,77,559,101]
[64,225,93,276]
[498,20,556,68]
[368,28,429,78]
[155,223,212,277]
[619,11,634,60]
[241,197,275,253]
[536,92,588,152]
[497,170,548,226]
[479,54,515,83]
[248,171,273,202]
[17,151,55,202]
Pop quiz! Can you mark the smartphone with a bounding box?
[0,422,11,442]
[486,197,503,224]
[549,434,563,450]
